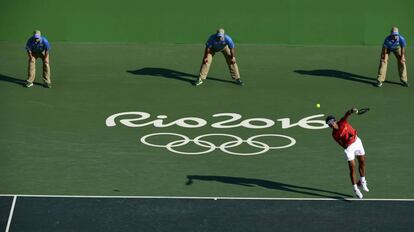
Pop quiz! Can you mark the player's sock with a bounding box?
[360,176,366,182]
[353,184,358,190]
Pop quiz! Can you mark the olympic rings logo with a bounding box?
[140,133,296,156]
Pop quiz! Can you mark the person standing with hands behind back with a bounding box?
[25,30,52,88]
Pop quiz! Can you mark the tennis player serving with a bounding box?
[325,108,369,199]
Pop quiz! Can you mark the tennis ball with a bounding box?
[316,103,321,108]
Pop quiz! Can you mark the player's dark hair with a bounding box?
[325,115,336,124]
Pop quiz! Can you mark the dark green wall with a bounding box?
[0,0,412,45]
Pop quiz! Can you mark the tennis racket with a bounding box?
[356,107,370,115]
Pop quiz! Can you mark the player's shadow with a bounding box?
[186,175,353,200]
[0,74,43,87]
[294,69,401,86]
[127,68,235,85]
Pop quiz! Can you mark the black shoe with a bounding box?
[235,79,244,86]
[375,81,383,87]
[401,80,409,87]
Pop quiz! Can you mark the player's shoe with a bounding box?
[25,82,33,88]
[354,188,363,199]
[375,81,383,87]
[194,79,203,86]
[401,80,409,87]
[235,79,244,86]
[357,180,369,192]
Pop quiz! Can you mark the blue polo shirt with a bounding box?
[206,34,235,52]
[26,36,51,53]
[383,35,406,51]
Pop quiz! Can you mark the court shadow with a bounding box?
[186,175,353,200]
[294,69,401,86]
[0,74,42,87]
[127,67,235,85]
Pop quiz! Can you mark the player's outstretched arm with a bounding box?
[342,108,357,121]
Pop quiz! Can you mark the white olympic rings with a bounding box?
[140,133,296,156]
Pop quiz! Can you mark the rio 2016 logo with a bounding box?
[105,112,328,156]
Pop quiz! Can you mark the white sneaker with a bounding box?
[358,180,369,192]
[354,188,363,199]
[26,82,33,88]
[194,79,203,86]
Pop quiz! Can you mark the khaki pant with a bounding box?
[199,46,240,80]
[27,52,51,84]
[377,48,408,83]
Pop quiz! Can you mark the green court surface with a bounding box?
[1,42,413,198]
[1,43,414,230]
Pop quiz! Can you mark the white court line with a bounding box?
[0,194,413,201]
[5,195,17,232]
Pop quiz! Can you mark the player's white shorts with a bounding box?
[344,137,365,161]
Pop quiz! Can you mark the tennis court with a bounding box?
[1,0,414,231]
[1,43,413,231]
